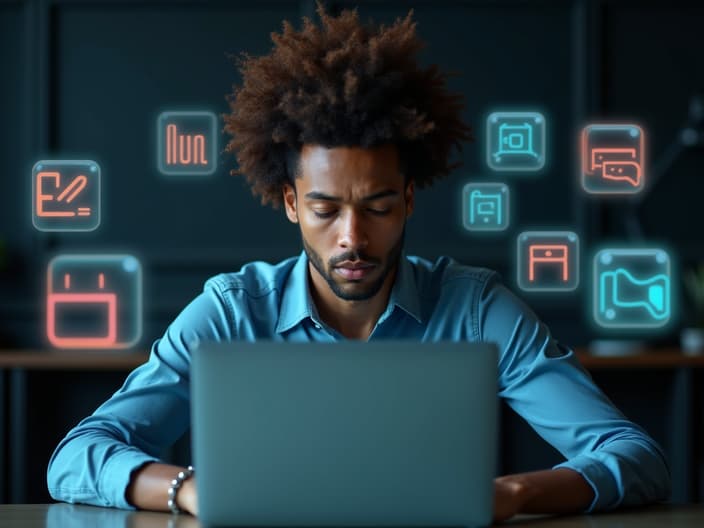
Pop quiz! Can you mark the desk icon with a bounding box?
[518,231,579,291]
[487,112,545,171]
[158,111,217,176]
[462,183,509,231]
[46,255,142,349]
[581,124,645,194]
[32,161,100,231]
[594,249,671,329]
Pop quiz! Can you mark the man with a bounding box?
[47,3,670,522]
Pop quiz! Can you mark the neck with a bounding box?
[308,262,398,340]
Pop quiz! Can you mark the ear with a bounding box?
[282,183,299,224]
[404,180,415,219]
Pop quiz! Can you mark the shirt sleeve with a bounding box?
[478,275,671,511]
[46,279,234,509]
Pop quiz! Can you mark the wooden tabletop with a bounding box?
[1,503,703,527]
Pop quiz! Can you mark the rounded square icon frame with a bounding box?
[580,123,645,195]
[462,182,510,232]
[486,111,546,172]
[157,111,218,176]
[517,230,580,292]
[592,248,671,329]
[46,254,143,349]
[32,160,101,232]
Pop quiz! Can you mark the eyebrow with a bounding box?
[304,189,399,202]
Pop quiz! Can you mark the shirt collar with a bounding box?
[276,250,423,334]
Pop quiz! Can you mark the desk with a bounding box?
[0,503,703,527]
[1,348,703,504]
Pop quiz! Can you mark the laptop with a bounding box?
[191,341,498,527]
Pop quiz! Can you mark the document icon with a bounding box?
[46,255,142,349]
[594,249,671,328]
[462,183,509,231]
[157,111,217,176]
[487,112,546,171]
[32,160,100,231]
[517,231,579,291]
[581,124,645,194]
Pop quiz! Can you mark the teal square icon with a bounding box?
[487,112,546,171]
[462,183,509,231]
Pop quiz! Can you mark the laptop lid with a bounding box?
[191,340,498,527]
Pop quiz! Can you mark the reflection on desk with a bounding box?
[0,504,702,527]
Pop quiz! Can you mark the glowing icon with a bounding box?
[462,183,509,231]
[581,124,644,193]
[157,111,217,176]
[46,255,142,349]
[517,231,579,291]
[487,112,545,171]
[32,160,100,231]
[594,249,671,328]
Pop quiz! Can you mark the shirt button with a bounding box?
[314,323,321,330]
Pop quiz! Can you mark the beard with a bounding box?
[302,227,405,302]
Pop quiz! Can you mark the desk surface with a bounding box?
[1,504,703,527]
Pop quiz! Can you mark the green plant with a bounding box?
[683,263,704,328]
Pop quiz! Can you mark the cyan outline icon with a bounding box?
[517,231,579,291]
[157,111,217,176]
[581,124,645,194]
[32,160,101,232]
[487,111,546,171]
[46,254,143,349]
[594,248,671,328]
[462,182,509,231]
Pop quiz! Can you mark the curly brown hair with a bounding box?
[223,1,473,209]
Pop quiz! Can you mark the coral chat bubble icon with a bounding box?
[32,160,101,231]
[594,249,671,328]
[581,124,645,194]
[46,255,142,349]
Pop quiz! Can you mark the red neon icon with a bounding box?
[47,272,118,348]
[581,124,645,193]
[165,124,208,166]
[528,244,569,282]
[36,172,91,217]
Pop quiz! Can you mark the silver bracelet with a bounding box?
[167,465,194,514]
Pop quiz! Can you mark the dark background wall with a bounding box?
[0,0,703,505]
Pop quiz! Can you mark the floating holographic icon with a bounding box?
[46,254,142,349]
[594,248,671,328]
[157,111,217,176]
[487,112,546,171]
[517,231,579,291]
[581,124,645,194]
[462,183,509,231]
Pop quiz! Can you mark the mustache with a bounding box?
[329,251,380,267]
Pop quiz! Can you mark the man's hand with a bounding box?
[493,475,531,523]
[177,477,198,516]
[492,469,594,523]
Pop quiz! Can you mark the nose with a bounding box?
[337,208,368,252]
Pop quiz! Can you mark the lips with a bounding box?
[334,262,375,280]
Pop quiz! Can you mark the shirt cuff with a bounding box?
[99,448,160,510]
[553,455,620,512]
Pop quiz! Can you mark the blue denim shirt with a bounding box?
[47,251,671,511]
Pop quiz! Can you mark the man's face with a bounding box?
[283,144,414,302]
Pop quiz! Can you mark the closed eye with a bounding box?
[367,208,390,216]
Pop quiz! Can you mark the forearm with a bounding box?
[126,462,198,515]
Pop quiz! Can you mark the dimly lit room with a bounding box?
[1,0,703,526]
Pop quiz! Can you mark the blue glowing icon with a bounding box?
[487,112,546,171]
[462,183,509,231]
[594,249,671,328]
